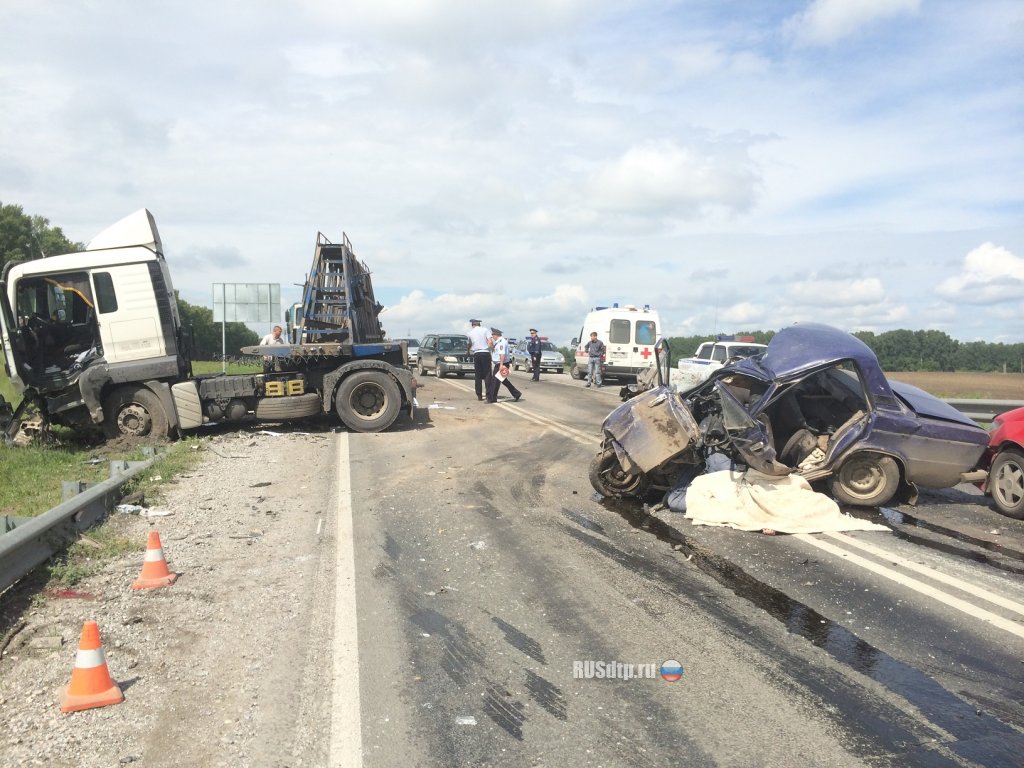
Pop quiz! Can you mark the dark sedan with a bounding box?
[417,333,474,378]
[590,323,990,507]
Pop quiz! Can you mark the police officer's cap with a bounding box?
[491,328,502,335]
[529,328,537,333]
[470,318,481,325]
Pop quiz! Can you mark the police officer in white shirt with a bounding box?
[466,319,493,401]
[486,328,522,403]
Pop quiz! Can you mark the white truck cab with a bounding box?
[572,304,660,381]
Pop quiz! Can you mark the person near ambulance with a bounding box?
[584,331,606,387]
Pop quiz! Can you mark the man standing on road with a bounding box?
[260,325,287,374]
[584,331,605,387]
[526,328,543,381]
[467,319,493,401]
[486,328,522,403]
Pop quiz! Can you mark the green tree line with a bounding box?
[176,297,259,359]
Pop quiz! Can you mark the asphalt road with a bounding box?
[340,370,1024,768]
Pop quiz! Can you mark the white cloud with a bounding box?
[785,0,921,46]
[935,242,1024,304]
[586,139,761,219]
[785,277,886,307]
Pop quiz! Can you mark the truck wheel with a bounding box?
[589,448,648,498]
[255,393,321,420]
[103,386,169,439]
[335,371,401,432]
[830,453,899,507]
[570,366,582,380]
[989,448,1024,519]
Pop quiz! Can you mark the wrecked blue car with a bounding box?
[589,323,990,507]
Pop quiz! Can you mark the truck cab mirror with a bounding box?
[571,338,579,346]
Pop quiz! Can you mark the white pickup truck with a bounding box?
[673,337,767,391]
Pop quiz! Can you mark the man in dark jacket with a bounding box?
[583,331,606,387]
[526,328,543,381]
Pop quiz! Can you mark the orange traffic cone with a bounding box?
[131,530,178,590]
[59,620,124,713]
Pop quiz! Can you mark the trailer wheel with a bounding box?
[255,393,322,420]
[830,453,899,507]
[335,371,401,432]
[103,386,169,439]
[589,448,648,498]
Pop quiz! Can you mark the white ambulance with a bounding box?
[571,304,661,381]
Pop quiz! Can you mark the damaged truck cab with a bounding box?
[1,210,415,441]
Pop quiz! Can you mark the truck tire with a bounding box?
[255,393,322,420]
[103,386,169,439]
[570,365,582,380]
[335,370,401,432]
[989,448,1024,519]
[830,453,899,507]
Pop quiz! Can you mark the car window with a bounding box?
[697,344,712,360]
[711,345,727,363]
[635,320,656,345]
[541,342,557,351]
[609,319,630,344]
[731,345,762,358]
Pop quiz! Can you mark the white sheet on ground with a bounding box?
[684,469,890,534]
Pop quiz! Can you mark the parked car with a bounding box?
[393,338,419,366]
[589,322,990,508]
[417,334,474,378]
[509,339,565,374]
[980,406,1024,518]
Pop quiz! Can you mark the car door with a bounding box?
[420,335,437,372]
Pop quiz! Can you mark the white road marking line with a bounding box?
[824,531,1024,616]
[316,517,324,536]
[441,378,595,445]
[794,533,1024,640]
[330,431,363,767]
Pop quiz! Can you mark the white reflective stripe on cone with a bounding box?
[75,648,107,669]
[144,547,165,562]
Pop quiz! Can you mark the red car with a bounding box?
[982,407,1024,519]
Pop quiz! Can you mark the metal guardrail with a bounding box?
[0,453,160,595]
[945,399,1024,423]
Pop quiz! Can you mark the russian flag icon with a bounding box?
[660,659,683,682]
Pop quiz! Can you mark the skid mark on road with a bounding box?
[524,669,568,721]
[491,617,546,664]
[482,680,527,740]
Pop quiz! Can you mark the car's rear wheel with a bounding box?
[830,453,899,507]
[989,448,1024,519]
[589,448,648,498]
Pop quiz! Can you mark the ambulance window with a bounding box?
[93,272,118,314]
[609,319,631,344]
[635,321,656,345]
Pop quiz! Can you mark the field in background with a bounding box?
[886,371,1024,400]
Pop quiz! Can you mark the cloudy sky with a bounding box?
[2,0,1022,347]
